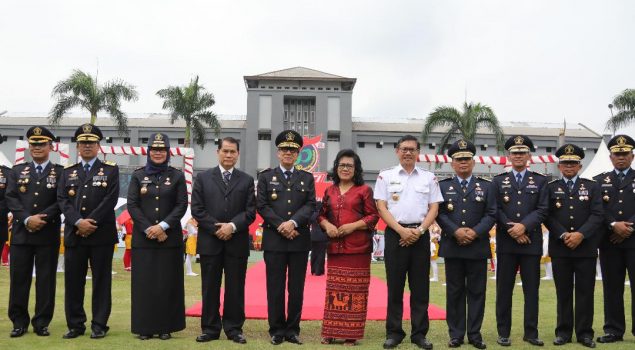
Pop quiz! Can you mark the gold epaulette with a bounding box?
[103,160,117,166]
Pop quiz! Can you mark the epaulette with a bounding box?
[476,176,491,182]
[379,165,396,173]
[494,171,509,177]
[134,166,145,171]
[530,170,546,177]
[439,176,454,182]
[549,178,560,184]
[258,168,272,174]
[12,163,25,169]
[103,160,117,166]
[65,163,79,169]
[581,177,596,182]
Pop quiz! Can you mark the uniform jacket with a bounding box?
[5,162,63,246]
[545,177,603,258]
[127,166,188,249]
[257,167,316,252]
[492,170,548,255]
[58,158,119,247]
[594,169,635,249]
[191,167,256,257]
[437,176,497,259]
[0,165,10,243]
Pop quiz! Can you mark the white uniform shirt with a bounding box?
[374,165,444,224]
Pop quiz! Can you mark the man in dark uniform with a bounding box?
[545,144,603,348]
[310,200,327,276]
[5,126,63,337]
[58,123,119,339]
[437,139,496,349]
[192,136,256,344]
[492,135,548,347]
[0,132,9,246]
[594,134,635,344]
[256,130,316,345]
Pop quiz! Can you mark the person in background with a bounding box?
[429,225,440,282]
[310,200,327,276]
[122,219,133,271]
[126,133,188,340]
[185,217,198,276]
[57,224,65,273]
[0,132,9,249]
[318,149,379,346]
[541,226,553,280]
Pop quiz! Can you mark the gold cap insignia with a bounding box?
[458,139,467,149]
[617,136,627,146]
[565,145,574,155]
[514,136,524,145]
[33,127,42,136]
[82,124,92,133]
[155,133,163,141]
[286,131,295,141]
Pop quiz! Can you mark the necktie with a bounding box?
[516,173,522,185]
[284,170,292,180]
[567,179,574,192]
[618,172,625,184]
[223,170,231,186]
[36,165,42,176]
[84,163,90,174]
[461,179,468,193]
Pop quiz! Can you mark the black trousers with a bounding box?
[384,228,430,342]
[444,258,487,342]
[8,244,59,329]
[263,250,308,337]
[199,253,248,337]
[552,256,596,340]
[64,245,114,331]
[495,253,541,339]
[310,241,327,275]
[599,247,635,337]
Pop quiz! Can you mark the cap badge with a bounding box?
[458,139,467,149]
[155,133,163,141]
[514,136,524,145]
[82,124,92,133]
[33,127,42,136]
[564,145,574,155]
[617,136,627,146]
[286,131,295,141]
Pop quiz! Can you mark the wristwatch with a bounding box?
[417,226,426,235]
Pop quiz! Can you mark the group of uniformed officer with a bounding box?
[2,125,635,349]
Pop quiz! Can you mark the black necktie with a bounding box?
[618,172,625,184]
[516,173,522,185]
[567,179,574,192]
[284,170,292,180]
[223,171,231,186]
[36,165,42,176]
[461,179,468,193]
[84,163,90,174]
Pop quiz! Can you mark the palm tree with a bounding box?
[422,102,506,154]
[156,76,220,148]
[49,69,138,135]
[606,89,635,132]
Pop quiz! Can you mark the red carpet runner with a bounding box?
[186,261,446,320]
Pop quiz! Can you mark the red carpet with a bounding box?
[186,261,446,320]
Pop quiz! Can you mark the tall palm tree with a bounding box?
[422,102,506,154]
[606,89,635,132]
[49,69,138,135]
[156,76,220,148]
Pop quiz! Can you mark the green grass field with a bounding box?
[0,253,632,349]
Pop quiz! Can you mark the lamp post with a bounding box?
[609,104,615,136]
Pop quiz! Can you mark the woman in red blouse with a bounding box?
[319,149,379,345]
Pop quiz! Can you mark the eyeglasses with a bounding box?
[279,147,299,154]
[149,148,168,153]
[399,147,419,154]
[337,163,355,170]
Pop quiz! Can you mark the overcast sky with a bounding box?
[1,0,634,135]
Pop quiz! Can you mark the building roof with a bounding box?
[244,66,356,87]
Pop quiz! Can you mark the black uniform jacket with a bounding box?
[127,166,188,249]
[256,167,316,252]
[492,170,548,255]
[594,169,635,249]
[5,162,63,245]
[58,159,119,247]
[191,167,256,257]
[437,176,497,259]
[0,165,10,243]
[545,177,604,258]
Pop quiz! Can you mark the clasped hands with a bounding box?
[76,218,98,238]
[398,226,422,247]
[561,231,584,249]
[146,224,168,242]
[609,221,634,244]
[323,222,356,239]
[506,222,531,244]
[454,227,478,246]
[214,222,234,241]
[26,214,48,233]
[276,220,300,240]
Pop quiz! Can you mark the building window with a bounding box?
[283,97,316,137]
[141,138,148,144]
[124,137,131,143]
[357,142,365,148]
[546,147,553,153]
[327,132,340,142]
[258,132,271,140]
[376,142,383,149]
[480,145,487,151]
[178,138,185,145]
[106,137,113,144]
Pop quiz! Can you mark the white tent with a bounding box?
[0,150,11,167]
[581,140,612,179]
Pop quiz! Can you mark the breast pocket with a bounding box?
[387,184,404,203]
[414,185,430,201]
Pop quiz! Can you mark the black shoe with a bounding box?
[496,337,511,347]
[469,340,487,349]
[578,337,596,348]
[34,327,50,336]
[285,335,303,345]
[158,333,171,340]
[553,336,570,346]
[412,338,433,349]
[271,335,284,345]
[62,329,85,339]
[383,338,401,349]
[90,328,107,339]
[138,334,153,340]
[229,333,247,344]
[596,333,623,343]
[196,333,218,342]
[523,337,544,346]
[448,338,463,347]
[10,328,27,338]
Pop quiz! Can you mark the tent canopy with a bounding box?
[581,140,612,179]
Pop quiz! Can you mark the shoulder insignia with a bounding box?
[258,168,272,174]
[476,176,491,182]
[494,171,509,177]
[549,179,560,184]
[65,163,79,169]
[134,166,145,171]
[581,177,596,182]
[531,171,546,177]
[12,163,25,169]
[103,161,117,166]
[439,176,453,182]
